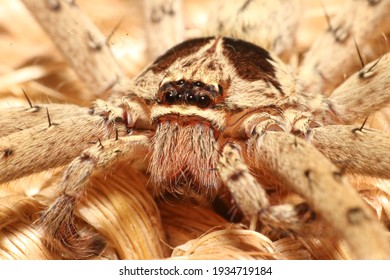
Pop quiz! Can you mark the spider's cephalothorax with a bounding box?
[135,36,312,197]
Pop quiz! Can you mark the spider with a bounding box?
[0,0,390,260]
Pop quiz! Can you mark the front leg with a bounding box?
[0,107,111,184]
[219,110,390,258]
[217,142,315,231]
[246,127,390,259]
[39,135,149,259]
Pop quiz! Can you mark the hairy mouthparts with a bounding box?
[149,122,220,197]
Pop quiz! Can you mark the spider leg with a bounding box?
[0,104,89,137]
[218,142,316,233]
[0,95,149,184]
[0,113,116,184]
[299,0,390,95]
[39,134,149,259]
[246,129,390,259]
[205,0,301,60]
[218,142,269,218]
[327,53,390,124]
[308,125,390,180]
[20,0,124,96]
[239,108,316,138]
[142,0,184,60]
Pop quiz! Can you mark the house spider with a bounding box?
[0,0,390,260]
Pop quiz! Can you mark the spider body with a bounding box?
[126,36,312,197]
[1,0,390,260]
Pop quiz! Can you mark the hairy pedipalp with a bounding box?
[149,122,220,198]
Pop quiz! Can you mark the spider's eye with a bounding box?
[164,90,177,104]
[176,80,185,86]
[184,91,197,105]
[196,93,211,108]
[193,81,204,87]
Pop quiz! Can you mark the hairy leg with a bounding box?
[20,0,124,96]
[205,0,301,60]
[0,114,113,183]
[39,134,149,259]
[247,130,390,259]
[299,0,390,95]
[327,53,390,124]
[0,103,89,137]
[142,0,184,60]
[308,125,390,179]
[218,142,315,233]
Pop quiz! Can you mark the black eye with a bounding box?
[194,81,204,87]
[184,91,197,105]
[164,90,177,104]
[196,94,211,108]
[176,80,185,86]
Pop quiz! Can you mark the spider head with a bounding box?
[139,36,301,197]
